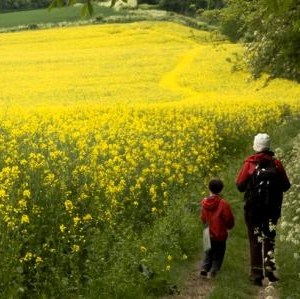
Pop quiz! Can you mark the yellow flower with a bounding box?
[72,244,80,253]
[59,224,66,233]
[0,189,7,199]
[22,189,31,198]
[166,265,171,271]
[64,200,74,212]
[21,214,30,224]
[23,252,33,262]
[140,246,147,253]
[35,256,43,266]
[18,199,27,209]
[167,255,173,261]
[73,216,81,227]
[83,214,92,221]
[151,207,158,213]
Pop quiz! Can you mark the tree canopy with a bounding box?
[221,0,300,82]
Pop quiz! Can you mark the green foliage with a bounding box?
[199,8,221,25]
[221,0,300,82]
[139,0,160,4]
[158,0,214,14]
[0,0,52,10]
[49,0,94,17]
[277,130,300,299]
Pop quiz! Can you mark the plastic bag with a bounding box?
[203,226,211,251]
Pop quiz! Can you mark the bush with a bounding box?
[158,0,208,14]
[220,0,300,81]
[138,0,160,4]
[200,8,221,25]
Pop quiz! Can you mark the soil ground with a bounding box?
[163,260,280,299]
[163,260,214,299]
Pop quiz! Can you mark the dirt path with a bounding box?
[162,259,281,299]
[163,260,214,299]
[258,278,280,299]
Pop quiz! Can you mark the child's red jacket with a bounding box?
[200,195,234,241]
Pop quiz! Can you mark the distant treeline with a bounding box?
[0,0,225,12]
[142,0,225,13]
[0,0,51,10]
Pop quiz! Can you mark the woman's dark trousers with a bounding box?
[245,211,277,281]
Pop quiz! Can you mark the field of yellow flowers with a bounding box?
[0,21,299,297]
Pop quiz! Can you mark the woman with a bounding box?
[236,133,290,286]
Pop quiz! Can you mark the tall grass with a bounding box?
[276,129,300,299]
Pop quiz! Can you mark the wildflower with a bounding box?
[72,244,80,253]
[22,189,31,198]
[64,200,74,212]
[83,214,92,221]
[0,189,7,198]
[43,173,56,186]
[151,207,158,213]
[182,254,188,260]
[35,256,43,266]
[18,199,27,209]
[23,252,33,262]
[21,214,30,224]
[167,255,173,261]
[20,159,27,166]
[73,216,81,227]
[166,265,171,271]
[140,246,147,253]
[59,224,66,233]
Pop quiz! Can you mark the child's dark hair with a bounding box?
[208,179,224,194]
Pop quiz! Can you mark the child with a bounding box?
[199,179,235,278]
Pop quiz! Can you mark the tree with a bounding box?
[49,0,94,16]
[221,0,300,82]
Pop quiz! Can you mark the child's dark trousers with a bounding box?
[201,239,226,275]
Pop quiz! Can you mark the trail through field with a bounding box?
[162,256,280,299]
[258,280,280,299]
[163,257,214,299]
[159,45,282,299]
[159,48,200,100]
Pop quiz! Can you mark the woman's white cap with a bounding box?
[253,133,270,152]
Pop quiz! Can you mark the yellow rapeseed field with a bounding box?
[0,22,299,293]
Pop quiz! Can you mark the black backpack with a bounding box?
[248,158,279,213]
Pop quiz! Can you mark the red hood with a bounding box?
[201,195,221,211]
[245,151,274,163]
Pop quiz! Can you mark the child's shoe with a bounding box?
[251,277,263,286]
[200,270,207,278]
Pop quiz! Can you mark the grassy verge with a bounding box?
[276,127,300,299]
